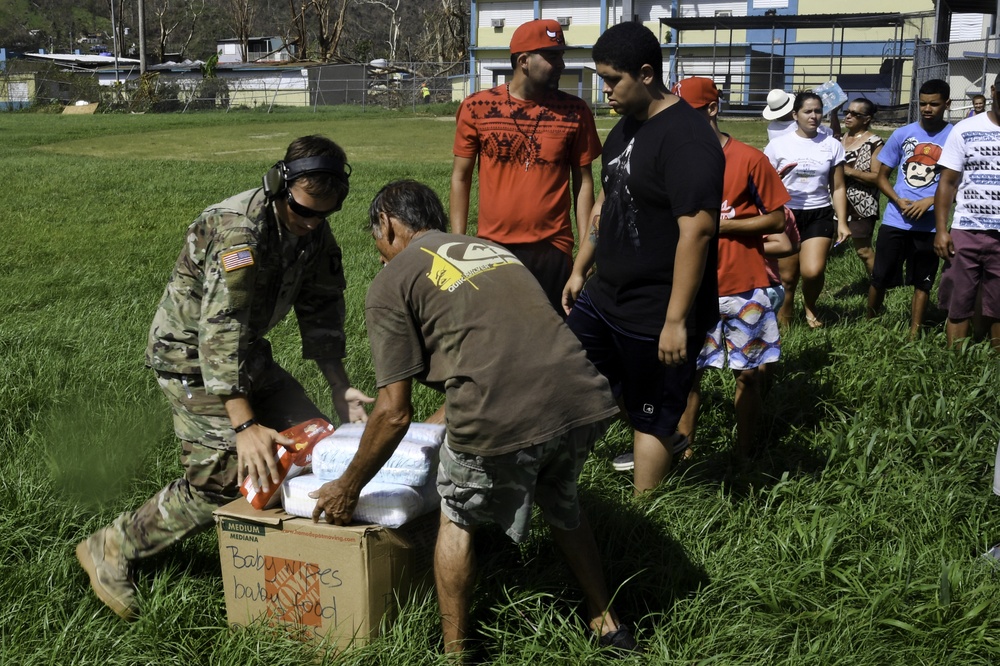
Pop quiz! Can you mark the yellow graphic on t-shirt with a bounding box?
[422,242,522,292]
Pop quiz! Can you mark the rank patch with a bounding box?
[221,248,254,272]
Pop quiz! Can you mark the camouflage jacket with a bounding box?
[146,188,346,396]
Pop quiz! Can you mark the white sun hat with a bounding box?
[762,89,794,120]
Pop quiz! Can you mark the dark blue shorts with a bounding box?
[566,290,698,438]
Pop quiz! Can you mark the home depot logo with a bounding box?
[265,556,336,627]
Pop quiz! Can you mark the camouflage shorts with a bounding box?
[436,419,609,543]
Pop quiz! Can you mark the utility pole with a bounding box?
[138,0,147,73]
[110,0,121,86]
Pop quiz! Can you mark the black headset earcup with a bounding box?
[262,163,285,199]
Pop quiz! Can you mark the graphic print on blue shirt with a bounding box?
[879,121,953,232]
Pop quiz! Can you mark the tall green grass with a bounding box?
[1,108,998,665]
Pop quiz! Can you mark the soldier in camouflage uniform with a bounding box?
[310,180,640,656]
[76,135,373,619]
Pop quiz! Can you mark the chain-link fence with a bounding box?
[913,36,1000,124]
[0,58,468,113]
[667,42,910,122]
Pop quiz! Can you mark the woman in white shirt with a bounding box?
[764,92,850,329]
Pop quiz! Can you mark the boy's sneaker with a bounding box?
[76,527,137,619]
[598,623,642,656]
[612,434,689,472]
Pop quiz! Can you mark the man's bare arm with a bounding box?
[718,209,784,235]
[449,156,476,235]
[659,209,717,366]
[571,163,596,246]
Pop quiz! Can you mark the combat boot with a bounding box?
[75,526,137,619]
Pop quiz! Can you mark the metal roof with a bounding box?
[659,12,927,31]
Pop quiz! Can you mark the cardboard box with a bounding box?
[214,499,438,651]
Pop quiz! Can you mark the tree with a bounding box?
[285,0,309,60]
[108,0,127,58]
[151,0,207,62]
[225,0,258,62]
[357,0,402,62]
[415,0,467,67]
[310,0,350,62]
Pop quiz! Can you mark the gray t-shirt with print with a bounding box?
[364,231,618,456]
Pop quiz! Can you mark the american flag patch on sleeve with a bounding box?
[221,248,255,272]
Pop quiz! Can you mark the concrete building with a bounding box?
[466,1,989,114]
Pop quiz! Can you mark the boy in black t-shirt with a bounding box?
[563,22,724,494]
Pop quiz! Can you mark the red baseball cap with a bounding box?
[510,19,568,54]
[672,77,720,108]
[906,142,942,166]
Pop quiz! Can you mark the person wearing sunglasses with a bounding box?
[76,134,373,620]
[840,99,884,277]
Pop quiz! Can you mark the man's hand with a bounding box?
[901,197,933,219]
[562,273,586,315]
[934,230,955,259]
[658,320,689,366]
[236,425,292,493]
[309,478,360,525]
[338,387,375,424]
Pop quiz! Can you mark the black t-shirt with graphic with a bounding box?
[584,100,724,338]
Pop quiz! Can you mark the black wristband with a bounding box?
[233,418,256,433]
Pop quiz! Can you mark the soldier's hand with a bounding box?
[309,478,359,525]
[236,425,292,493]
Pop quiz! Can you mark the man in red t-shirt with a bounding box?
[450,19,601,314]
[672,77,789,459]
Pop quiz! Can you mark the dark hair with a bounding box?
[593,21,663,82]
[973,94,987,103]
[850,97,877,118]
[283,135,350,201]
[918,78,950,100]
[792,91,822,113]
[369,180,448,234]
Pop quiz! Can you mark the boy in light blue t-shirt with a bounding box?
[867,78,953,336]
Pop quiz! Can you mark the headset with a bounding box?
[261,155,352,205]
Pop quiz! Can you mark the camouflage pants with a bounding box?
[436,418,610,544]
[113,358,327,562]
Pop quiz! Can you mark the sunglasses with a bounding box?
[842,109,870,118]
[286,189,342,219]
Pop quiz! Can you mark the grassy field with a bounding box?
[2,106,999,665]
